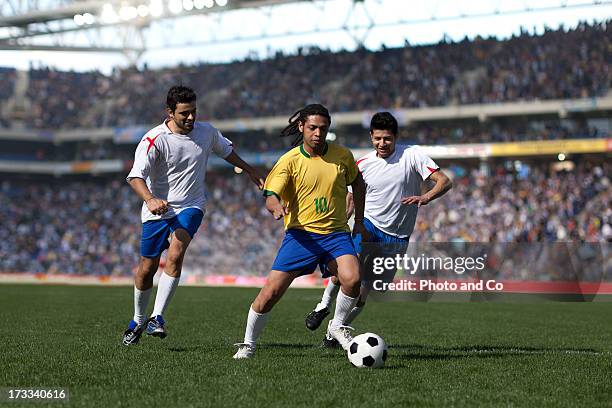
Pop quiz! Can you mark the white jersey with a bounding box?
[127,120,233,223]
[356,145,439,238]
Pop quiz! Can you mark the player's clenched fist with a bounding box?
[146,197,169,215]
[265,195,288,220]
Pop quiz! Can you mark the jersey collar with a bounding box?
[300,143,328,158]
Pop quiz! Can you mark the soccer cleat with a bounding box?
[122,320,145,346]
[146,315,167,339]
[305,306,330,331]
[233,343,256,359]
[326,320,355,351]
[321,336,340,349]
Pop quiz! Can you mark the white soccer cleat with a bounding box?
[326,321,355,351]
[233,343,256,359]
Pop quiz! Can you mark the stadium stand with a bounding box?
[3,20,609,129]
[0,21,609,281]
[0,67,17,128]
[0,158,609,277]
[0,114,606,163]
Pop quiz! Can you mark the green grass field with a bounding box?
[2,284,612,407]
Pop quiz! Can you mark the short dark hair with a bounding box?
[370,112,398,136]
[166,86,196,112]
[280,104,332,147]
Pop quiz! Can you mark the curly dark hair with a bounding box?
[280,104,331,147]
[370,112,398,136]
[166,85,197,112]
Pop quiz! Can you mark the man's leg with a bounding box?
[326,254,361,350]
[344,286,369,325]
[305,265,340,331]
[345,241,407,325]
[123,255,160,346]
[147,228,192,338]
[341,248,377,326]
[234,270,300,359]
[317,275,341,311]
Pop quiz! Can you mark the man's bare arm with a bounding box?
[224,150,265,190]
[346,192,355,219]
[401,170,452,207]
[127,177,168,215]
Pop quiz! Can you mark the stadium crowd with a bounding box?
[342,118,607,148]
[0,67,17,128]
[411,161,611,243]
[1,159,609,277]
[2,21,608,129]
[2,115,606,164]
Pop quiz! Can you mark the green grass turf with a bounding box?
[1,284,611,407]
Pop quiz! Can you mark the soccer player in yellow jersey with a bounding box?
[233,104,368,359]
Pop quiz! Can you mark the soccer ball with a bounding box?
[347,333,388,368]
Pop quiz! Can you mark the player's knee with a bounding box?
[253,292,277,314]
[166,251,184,267]
[139,256,159,275]
[340,272,361,292]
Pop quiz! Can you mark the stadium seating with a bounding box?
[3,21,608,130]
[1,159,609,277]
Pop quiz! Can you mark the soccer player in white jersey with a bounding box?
[304,112,452,345]
[122,85,264,346]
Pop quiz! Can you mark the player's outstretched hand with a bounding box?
[146,198,169,215]
[352,220,371,242]
[248,169,265,190]
[401,195,430,208]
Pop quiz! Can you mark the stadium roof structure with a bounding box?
[0,0,308,61]
[1,0,610,64]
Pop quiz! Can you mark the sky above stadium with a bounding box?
[2,0,611,73]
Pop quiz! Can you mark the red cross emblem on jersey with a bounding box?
[146,135,160,154]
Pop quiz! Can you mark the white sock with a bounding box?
[331,290,358,328]
[151,272,179,317]
[344,305,364,325]
[316,280,340,311]
[133,287,152,326]
[244,306,270,346]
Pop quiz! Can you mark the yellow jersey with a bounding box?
[264,143,359,234]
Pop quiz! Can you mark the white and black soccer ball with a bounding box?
[347,333,388,368]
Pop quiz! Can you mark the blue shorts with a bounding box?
[353,217,409,253]
[355,218,409,286]
[272,229,357,276]
[140,208,204,258]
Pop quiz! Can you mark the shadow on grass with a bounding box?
[389,343,604,362]
[165,342,328,354]
[264,343,321,349]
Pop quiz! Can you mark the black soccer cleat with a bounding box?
[122,320,145,346]
[305,307,330,331]
[321,336,340,349]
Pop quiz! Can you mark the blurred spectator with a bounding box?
[9,20,610,130]
[0,67,17,128]
[412,161,611,243]
[2,115,606,163]
[0,159,609,278]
